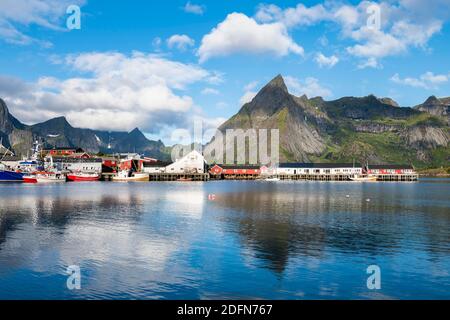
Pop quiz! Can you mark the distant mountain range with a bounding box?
[1,75,449,167]
[0,98,168,159]
[206,75,449,168]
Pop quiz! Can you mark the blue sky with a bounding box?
[0,0,449,144]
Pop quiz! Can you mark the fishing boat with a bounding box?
[0,141,24,182]
[0,164,24,182]
[32,172,66,183]
[38,172,66,183]
[349,174,377,182]
[176,177,192,182]
[112,170,149,182]
[264,177,280,182]
[17,141,45,173]
[23,174,37,183]
[67,172,100,181]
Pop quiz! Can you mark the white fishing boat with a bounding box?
[349,174,377,182]
[112,170,149,182]
[264,177,280,182]
[35,172,66,183]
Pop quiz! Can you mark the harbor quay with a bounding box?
[1,144,418,183]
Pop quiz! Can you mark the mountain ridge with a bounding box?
[0,98,168,159]
[206,75,449,168]
[2,75,449,167]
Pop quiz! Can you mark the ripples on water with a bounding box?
[0,179,449,299]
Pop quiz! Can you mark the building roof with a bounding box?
[214,164,261,170]
[52,157,102,163]
[278,163,362,168]
[369,164,413,170]
[143,161,173,167]
[43,147,83,151]
[70,152,91,157]
[100,156,119,161]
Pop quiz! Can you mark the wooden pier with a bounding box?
[148,173,209,181]
[270,173,418,181]
[102,172,417,182]
[374,174,418,181]
[101,173,115,181]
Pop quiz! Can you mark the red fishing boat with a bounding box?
[67,172,100,181]
[23,175,37,183]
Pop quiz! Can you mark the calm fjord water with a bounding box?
[0,179,449,299]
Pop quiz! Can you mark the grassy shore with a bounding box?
[416,167,450,177]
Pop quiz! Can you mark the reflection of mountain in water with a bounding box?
[238,219,326,273]
[211,182,450,274]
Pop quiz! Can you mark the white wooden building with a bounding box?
[276,163,363,175]
[142,150,206,174]
[165,150,206,174]
[53,157,103,173]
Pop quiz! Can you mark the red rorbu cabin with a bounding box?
[209,164,261,179]
[44,147,84,156]
[367,164,415,175]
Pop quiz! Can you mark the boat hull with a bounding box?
[67,173,100,181]
[0,170,24,182]
[349,176,378,182]
[37,175,66,183]
[112,173,149,182]
[23,176,38,183]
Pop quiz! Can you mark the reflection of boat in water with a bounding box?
[112,170,149,182]
[67,172,100,181]
[349,175,377,182]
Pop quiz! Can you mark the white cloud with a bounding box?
[206,71,225,85]
[254,1,450,68]
[314,53,339,68]
[357,57,380,69]
[167,34,195,51]
[285,76,332,98]
[152,37,162,51]
[183,2,204,15]
[0,51,220,133]
[238,81,261,105]
[0,0,85,45]
[201,88,219,95]
[244,81,259,92]
[390,71,449,89]
[239,91,257,105]
[198,13,304,63]
[255,3,329,27]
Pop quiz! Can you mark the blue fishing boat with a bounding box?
[0,165,23,182]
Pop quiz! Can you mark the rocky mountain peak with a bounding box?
[0,98,7,111]
[0,97,24,133]
[129,127,145,138]
[38,116,72,130]
[379,97,400,107]
[241,74,293,116]
[265,74,288,93]
[423,95,440,105]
